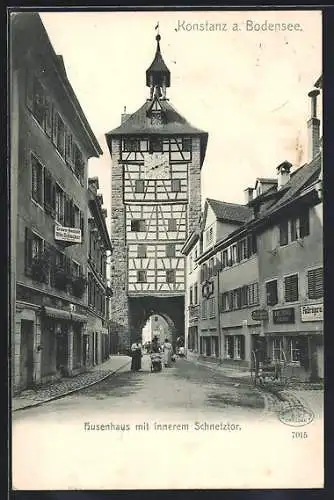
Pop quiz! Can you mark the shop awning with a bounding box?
[71,312,88,323]
[41,306,71,320]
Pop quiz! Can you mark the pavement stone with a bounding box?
[12,355,131,411]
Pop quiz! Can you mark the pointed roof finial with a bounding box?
[146,25,170,88]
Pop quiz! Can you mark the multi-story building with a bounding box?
[87,177,113,366]
[105,33,208,350]
[182,78,323,381]
[10,13,103,392]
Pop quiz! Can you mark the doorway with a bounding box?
[20,320,34,388]
[56,325,68,374]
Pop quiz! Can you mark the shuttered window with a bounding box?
[284,274,299,302]
[168,218,177,231]
[194,284,198,304]
[166,269,176,283]
[307,267,323,299]
[55,185,65,224]
[166,244,175,258]
[131,219,146,232]
[299,210,310,238]
[135,180,145,193]
[240,286,248,307]
[171,179,181,192]
[137,270,147,283]
[137,245,147,258]
[31,155,43,205]
[266,280,278,306]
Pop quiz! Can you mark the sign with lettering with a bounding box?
[300,303,323,322]
[251,309,269,321]
[55,226,82,244]
[273,307,295,324]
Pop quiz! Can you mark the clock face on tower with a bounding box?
[144,152,170,180]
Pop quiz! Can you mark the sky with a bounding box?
[39,10,322,226]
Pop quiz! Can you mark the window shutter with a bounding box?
[240,336,245,360]
[44,94,52,137]
[26,70,34,111]
[307,268,323,299]
[51,180,56,213]
[65,130,73,165]
[299,210,310,238]
[80,213,84,239]
[24,227,33,274]
[52,107,58,145]
[43,169,51,209]
[236,242,241,263]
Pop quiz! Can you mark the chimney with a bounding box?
[277,161,292,189]
[88,176,99,193]
[307,89,320,162]
[244,187,254,204]
[121,106,130,124]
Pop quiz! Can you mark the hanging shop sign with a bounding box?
[55,226,82,244]
[300,303,323,322]
[273,307,295,324]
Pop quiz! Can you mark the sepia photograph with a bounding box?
[10,8,323,490]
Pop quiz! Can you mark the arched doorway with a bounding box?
[142,314,174,348]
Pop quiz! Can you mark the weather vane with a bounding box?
[155,21,160,35]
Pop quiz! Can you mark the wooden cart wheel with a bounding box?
[250,350,257,386]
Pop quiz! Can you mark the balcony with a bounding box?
[188,304,200,321]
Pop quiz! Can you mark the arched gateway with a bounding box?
[105,33,208,352]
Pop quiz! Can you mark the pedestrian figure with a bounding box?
[151,335,160,353]
[130,340,142,371]
[163,338,173,368]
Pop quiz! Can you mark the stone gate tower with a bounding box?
[105,33,208,351]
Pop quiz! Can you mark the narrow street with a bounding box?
[12,357,323,490]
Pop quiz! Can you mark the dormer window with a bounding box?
[149,137,163,153]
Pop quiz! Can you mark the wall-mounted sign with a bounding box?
[251,309,269,321]
[55,226,82,244]
[202,280,214,299]
[300,303,323,322]
[273,307,295,324]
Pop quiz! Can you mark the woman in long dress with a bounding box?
[163,338,173,368]
[131,341,142,371]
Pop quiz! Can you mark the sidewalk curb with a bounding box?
[13,359,131,413]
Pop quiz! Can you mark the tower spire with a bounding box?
[146,28,170,100]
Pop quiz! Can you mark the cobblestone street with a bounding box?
[12,356,323,490]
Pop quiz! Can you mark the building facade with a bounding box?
[105,33,208,350]
[87,177,113,367]
[182,78,323,381]
[11,13,103,392]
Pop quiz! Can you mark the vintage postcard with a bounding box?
[10,9,323,490]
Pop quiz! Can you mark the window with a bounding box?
[206,227,213,244]
[55,185,65,225]
[284,274,298,302]
[234,335,245,360]
[239,238,248,260]
[247,233,257,256]
[225,336,234,359]
[31,155,43,205]
[43,168,56,215]
[221,292,229,312]
[166,244,176,258]
[135,180,145,193]
[25,228,43,274]
[231,245,237,265]
[307,267,323,299]
[190,287,193,305]
[171,179,181,192]
[208,258,214,278]
[168,218,177,231]
[266,280,278,306]
[73,144,84,184]
[137,270,147,283]
[194,284,198,304]
[201,300,207,320]
[131,219,146,232]
[290,218,298,242]
[208,297,216,318]
[137,245,147,258]
[248,283,259,306]
[32,78,46,127]
[72,261,80,278]
[222,250,228,267]
[272,338,284,362]
[182,137,192,152]
[232,289,241,310]
[166,269,176,283]
[279,221,289,246]
[149,137,163,153]
[240,286,248,307]
[74,205,80,228]
[55,113,65,156]
[289,338,301,363]
[299,210,310,238]
[124,138,140,152]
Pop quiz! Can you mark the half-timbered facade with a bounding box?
[106,33,208,349]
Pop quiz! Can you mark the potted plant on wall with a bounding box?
[31,251,50,283]
[71,274,87,298]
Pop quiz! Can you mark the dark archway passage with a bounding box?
[128,296,184,350]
